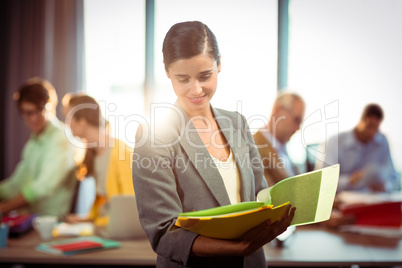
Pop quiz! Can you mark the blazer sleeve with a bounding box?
[132,124,198,267]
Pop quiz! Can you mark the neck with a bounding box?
[184,105,218,132]
[34,123,48,137]
[354,127,367,143]
[265,121,285,144]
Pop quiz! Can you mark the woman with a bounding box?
[132,21,295,267]
[63,93,134,226]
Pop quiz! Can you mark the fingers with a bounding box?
[280,205,295,225]
[287,206,296,224]
[272,205,296,236]
[243,205,296,241]
[238,205,297,255]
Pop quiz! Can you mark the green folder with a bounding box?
[176,164,340,239]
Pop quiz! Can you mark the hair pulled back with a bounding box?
[63,93,107,128]
[162,21,220,72]
[63,94,108,178]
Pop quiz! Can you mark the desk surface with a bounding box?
[264,225,402,267]
[0,229,157,266]
[0,225,402,267]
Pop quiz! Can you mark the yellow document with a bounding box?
[175,164,340,239]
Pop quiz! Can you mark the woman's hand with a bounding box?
[64,214,89,224]
[237,204,296,256]
[349,170,364,185]
[191,204,296,257]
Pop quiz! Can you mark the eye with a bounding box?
[199,74,211,82]
[177,78,189,83]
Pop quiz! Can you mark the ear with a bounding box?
[217,56,222,73]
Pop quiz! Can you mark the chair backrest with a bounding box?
[305,143,320,172]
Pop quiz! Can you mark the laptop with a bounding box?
[99,195,147,240]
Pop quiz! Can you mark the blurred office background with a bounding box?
[1,0,401,188]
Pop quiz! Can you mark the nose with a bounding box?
[190,80,203,95]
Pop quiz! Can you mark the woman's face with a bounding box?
[69,117,84,138]
[64,106,85,138]
[166,53,221,116]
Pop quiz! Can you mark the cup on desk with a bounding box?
[33,215,58,240]
[0,223,9,248]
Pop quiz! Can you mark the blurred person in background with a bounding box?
[0,77,76,217]
[316,103,398,228]
[62,93,134,226]
[253,93,305,186]
[316,103,398,193]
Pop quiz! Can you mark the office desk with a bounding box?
[1,225,402,267]
[0,229,157,267]
[264,225,402,267]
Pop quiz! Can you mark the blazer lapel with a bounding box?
[176,103,231,206]
[213,108,252,202]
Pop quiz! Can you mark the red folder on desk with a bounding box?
[51,241,103,252]
[341,201,402,227]
[37,236,120,256]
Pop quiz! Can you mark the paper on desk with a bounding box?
[52,222,94,237]
[337,191,402,205]
[339,225,402,238]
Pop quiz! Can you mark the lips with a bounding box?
[188,95,206,103]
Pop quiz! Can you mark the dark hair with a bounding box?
[362,103,384,120]
[14,77,58,111]
[63,93,107,128]
[162,21,220,72]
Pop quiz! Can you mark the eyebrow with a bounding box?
[200,69,213,75]
[173,69,214,77]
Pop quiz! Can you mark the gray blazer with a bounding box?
[132,103,268,268]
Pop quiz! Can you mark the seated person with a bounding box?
[0,77,76,217]
[317,104,398,228]
[316,103,397,193]
[253,93,305,186]
[62,93,134,226]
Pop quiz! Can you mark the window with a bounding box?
[84,0,278,144]
[287,0,402,174]
[154,0,278,130]
[84,0,145,146]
